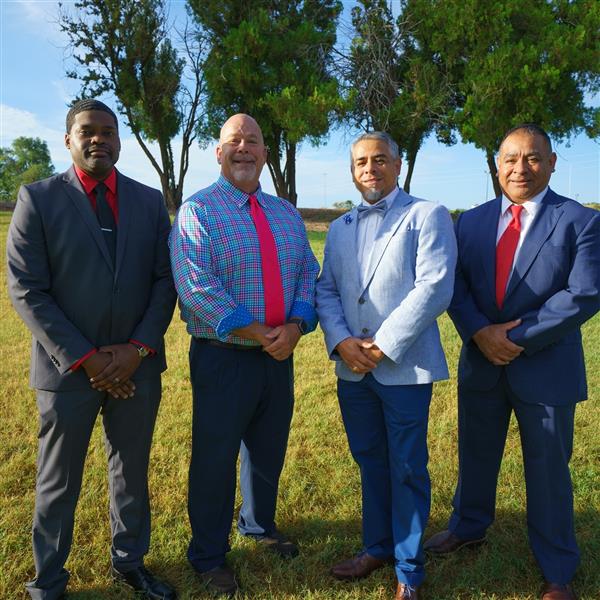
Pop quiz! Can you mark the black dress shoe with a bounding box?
[198,565,238,597]
[112,565,177,599]
[251,529,299,558]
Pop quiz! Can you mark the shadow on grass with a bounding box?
[13,510,598,599]
[145,508,600,599]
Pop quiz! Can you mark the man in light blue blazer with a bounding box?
[316,132,457,600]
[424,124,600,600]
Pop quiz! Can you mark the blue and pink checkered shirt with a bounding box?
[169,176,320,345]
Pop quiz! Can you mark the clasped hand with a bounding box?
[82,343,142,398]
[263,323,301,361]
[336,337,385,373]
[472,319,524,366]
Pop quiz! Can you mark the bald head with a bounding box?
[217,113,267,193]
[219,113,264,144]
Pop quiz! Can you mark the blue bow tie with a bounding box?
[357,201,387,219]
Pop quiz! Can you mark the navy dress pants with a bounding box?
[338,374,432,587]
[449,372,579,584]
[187,339,294,573]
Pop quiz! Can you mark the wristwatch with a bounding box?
[130,342,150,358]
[288,317,308,335]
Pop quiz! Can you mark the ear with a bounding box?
[216,144,222,165]
[395,157,402,177]
[64,132,71,149]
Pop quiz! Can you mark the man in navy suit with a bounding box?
[424,124,600,600]
[7,99,176,600]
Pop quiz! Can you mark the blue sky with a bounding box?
[1,0,599,209]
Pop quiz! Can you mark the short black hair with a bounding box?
[499,123,552,153]
[66,99,118,133]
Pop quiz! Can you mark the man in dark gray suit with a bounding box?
[6,99,177,600]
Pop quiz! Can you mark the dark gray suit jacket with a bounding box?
[7,166,176,392]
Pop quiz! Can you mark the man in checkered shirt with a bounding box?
[169,113,319,597]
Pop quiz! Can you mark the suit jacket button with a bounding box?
[358,297,365,304]
[362,328,369,334]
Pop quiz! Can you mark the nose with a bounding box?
[90,131,104,144]
[363,158,378,172]
[513,157,529,172]
[236,138,249,152]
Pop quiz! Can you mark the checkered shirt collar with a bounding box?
[216,175,266,208]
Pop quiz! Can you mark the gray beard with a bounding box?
[231,165,257,184]
[363,188,384,203]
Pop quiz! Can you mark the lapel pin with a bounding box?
[344,214,353,224]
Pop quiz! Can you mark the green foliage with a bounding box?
[403,0,600,196]
[332,200,355,211]
[0,137,55,203]
[188,0,344,205]
[59,0,207,210]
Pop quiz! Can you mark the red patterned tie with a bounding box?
[249,194,286,327]
[495,204,524,309]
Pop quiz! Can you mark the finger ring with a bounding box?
[113,377,120,383]
[352,367,358,372]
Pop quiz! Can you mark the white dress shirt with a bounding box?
[496,187,548,271]
[356,187,398,288]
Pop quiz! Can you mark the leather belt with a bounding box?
[195,338,262,351]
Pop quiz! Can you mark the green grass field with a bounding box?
[1,210,598,599]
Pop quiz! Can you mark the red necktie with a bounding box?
[249,194,286,327]
[495,204,523,309]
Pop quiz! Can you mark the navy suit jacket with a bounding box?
[7,166,176,392]
[449,189,600,405]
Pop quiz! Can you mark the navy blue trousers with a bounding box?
[338,375,432,587]
[187,339,294,573]
[449,372,579,583]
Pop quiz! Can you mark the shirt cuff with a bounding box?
[129,339,156,355]
[216,305,255,340]
[290,300,318,333]
[70,348,97,372]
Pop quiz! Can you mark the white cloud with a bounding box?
[0,104,67,166]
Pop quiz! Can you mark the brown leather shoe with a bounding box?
[423,529,485,556]
[330,552,390,580]
[395,582,420,599]
[541,582,577,600]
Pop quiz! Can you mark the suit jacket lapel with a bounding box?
[362,189,413,292]
[505,189,563,300]
[62,166,114,271]
[115,172,132,279]
[339,207,361,288]
[480,197,502,302]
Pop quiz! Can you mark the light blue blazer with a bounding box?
[316,188,457,385]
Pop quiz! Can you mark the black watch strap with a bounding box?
[288,317,308,335]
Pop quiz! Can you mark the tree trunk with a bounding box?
[486,150,501,198]
[284,141,297,207]
[402,145,418,193]
[267,155,287,200]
